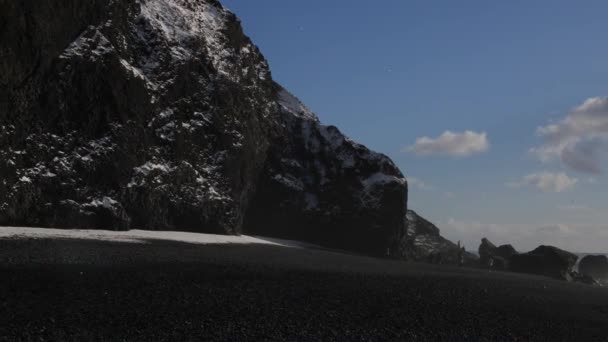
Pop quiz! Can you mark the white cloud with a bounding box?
[405,130,489,157]
[507,171,578,192]
[443,191,456,199]
[584,177,598,184]
[557,204,594,212]
[536,223,572,234]
[531,96,608,173]
[408,177,433,190]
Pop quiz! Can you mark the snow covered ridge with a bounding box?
[276,88,407,191]
[362,172,407,190]
[139,0,226,63]
[60,0,269,92]
[135,0,269,81]
[270,88,407,215]
[0,227,315,249]
[277,88,319,121]
[279,100,407,196]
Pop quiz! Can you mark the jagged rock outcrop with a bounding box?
[509,246,578,281]
[478,238,517,270]
[398,210,477,264]
[579,255,608,284]
[0,0,408,255]
[1,0,275,234]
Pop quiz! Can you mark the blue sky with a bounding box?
[222,0,608,252]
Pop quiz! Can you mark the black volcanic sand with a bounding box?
[1,238,607,341]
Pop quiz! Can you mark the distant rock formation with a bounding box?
[509,246,578,281]
[0,0,408,256]
[478,238,518,270]
[579,255,608,284]
[399,210,477,265]
[477,239,594,283]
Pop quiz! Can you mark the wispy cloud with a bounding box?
[443,192,456,199]
[507,171,578,192]
[531,96,608,174]
[405,130,489,157]
[408,177,434,190]
[557,204,594,212]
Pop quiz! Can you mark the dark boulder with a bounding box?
[509,246,578,280]
[0,0,408,256]
[496,244,518,259]
[579,255,608,284]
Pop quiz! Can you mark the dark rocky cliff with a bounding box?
[0,0,408,255]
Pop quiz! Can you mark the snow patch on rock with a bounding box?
[362,172,407,190]
[86,197,119,210]
[61,27,114,60]
[133,162,175,176]
[278,88,318,121]
[139,0,229,75]
[273,174,305,191]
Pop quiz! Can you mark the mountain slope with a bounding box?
[0,0,407,255]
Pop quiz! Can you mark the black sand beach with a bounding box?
[1,237,607,341]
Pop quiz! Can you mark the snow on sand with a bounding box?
[0,227,314,249]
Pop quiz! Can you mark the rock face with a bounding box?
[399,210,477,264]
[0,0,408,256]
[579,255,608,284]
[478,238,518,270]
[244,98,408,255]
[509,246,578,281]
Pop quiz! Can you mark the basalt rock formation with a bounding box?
[0,0,408,256]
